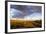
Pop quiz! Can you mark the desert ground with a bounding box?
[10,19,42,29]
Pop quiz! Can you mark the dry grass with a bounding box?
[10,19,42,29]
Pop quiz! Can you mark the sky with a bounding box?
[10,5,42,20]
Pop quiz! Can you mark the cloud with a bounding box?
[24,13,42,20]
[10,8,23,18]
[10,5,42,19]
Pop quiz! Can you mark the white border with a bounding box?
[7,2,44,32]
